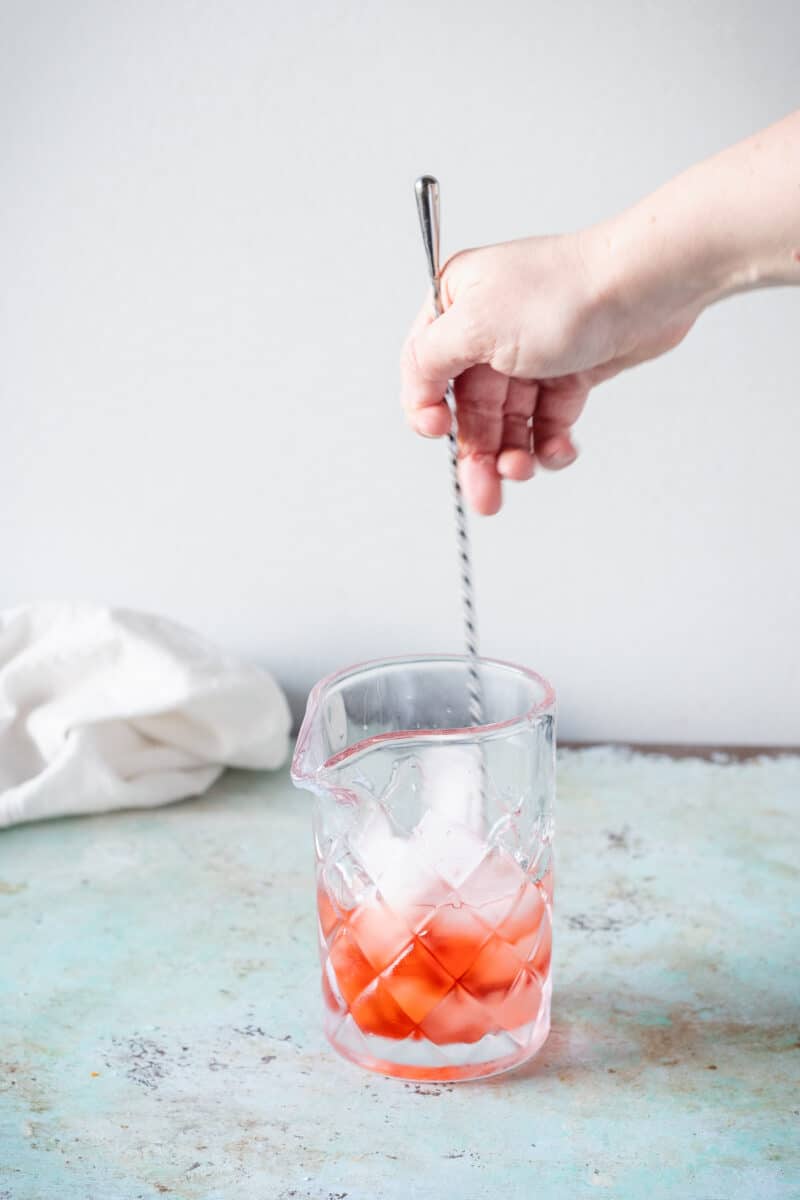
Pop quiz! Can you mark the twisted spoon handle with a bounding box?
[414,176,484,728]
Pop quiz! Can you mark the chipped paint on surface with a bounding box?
[1,747,798,1198]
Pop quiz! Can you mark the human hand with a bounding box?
[402,111,800,515]
[400,228,701,515]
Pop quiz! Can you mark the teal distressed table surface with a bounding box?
[1,747,798,1200]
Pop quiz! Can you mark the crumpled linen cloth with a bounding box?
[0,606,291,828]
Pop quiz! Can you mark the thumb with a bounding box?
[401,300,491,420]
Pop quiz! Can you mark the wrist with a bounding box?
[589,116,800,332]
[577,179,747,365]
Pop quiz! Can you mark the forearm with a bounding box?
[592,110,800,326]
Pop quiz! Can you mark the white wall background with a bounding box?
[1,0,798,745]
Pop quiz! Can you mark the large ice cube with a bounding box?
[347,745,491,917]
[349,802,443,915]
[412,807,488,889]
[417,745,484,833]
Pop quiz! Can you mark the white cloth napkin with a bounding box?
[0,606,291,828]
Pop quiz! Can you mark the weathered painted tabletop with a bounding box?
[1,747,798,1199]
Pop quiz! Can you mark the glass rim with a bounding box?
[293,653,556,779]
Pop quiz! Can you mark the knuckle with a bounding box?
[439,248,476,306]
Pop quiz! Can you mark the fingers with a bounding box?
[400,302,447,435]
[459,454,502,516]
[401,282,589,513]
[496,377,537,482]
[414,401,452,438]
[401,297,490,432]
[532,378,588,470]
[453,363,506,454]
[537,432,579,469]
[496,447,535,481]
[452,364,508,515]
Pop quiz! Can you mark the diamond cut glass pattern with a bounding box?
[293,656,556,1081]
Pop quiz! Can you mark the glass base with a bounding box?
[326,980,551,1082]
